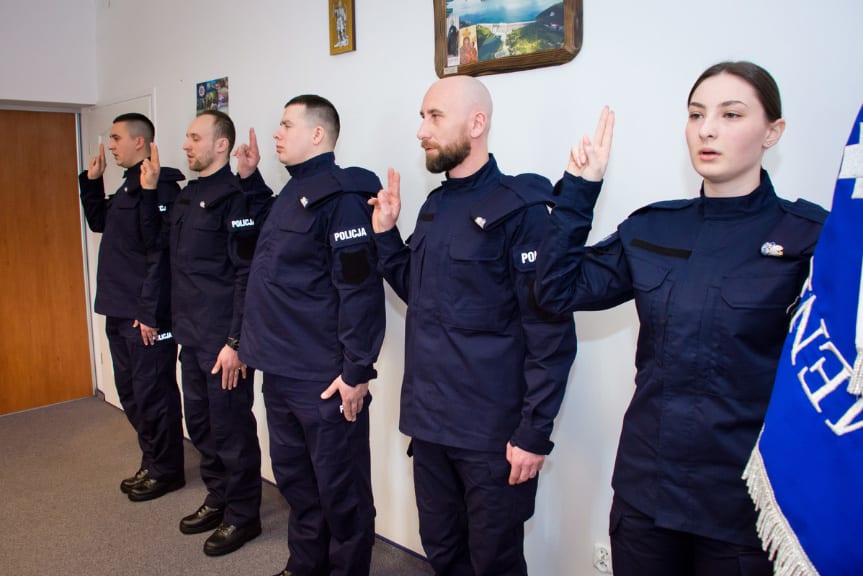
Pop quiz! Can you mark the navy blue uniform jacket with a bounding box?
[239,153,385,385]
[535,171,827,546]
[375,156,577,455]
[79,162,184,328]
[169,163,260,352]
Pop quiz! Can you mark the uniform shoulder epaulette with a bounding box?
[628,198,695,218]
[778,197,829,224]
[332,167,382,195]
[158,166,186,184]
[299,168,382,209]
[470,173,552,230]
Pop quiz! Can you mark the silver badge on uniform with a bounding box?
[200,201,206,208]
[300,196,309,208]
[474,216,487,229]
[761,242,784,257]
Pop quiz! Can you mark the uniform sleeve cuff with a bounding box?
[373,227,404,253]
[510,423,554,455]
[342,362,377,387]
[239,168,266,191]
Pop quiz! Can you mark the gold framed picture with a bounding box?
[435,0,582,77]
[329,0,356,55]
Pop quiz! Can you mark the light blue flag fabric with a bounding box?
[744,104,863,576]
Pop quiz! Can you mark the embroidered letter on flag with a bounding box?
[744,103,863,575]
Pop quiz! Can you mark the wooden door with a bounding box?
[0,110,92,414]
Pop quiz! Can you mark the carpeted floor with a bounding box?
[0,396,432,576]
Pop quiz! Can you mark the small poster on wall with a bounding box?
[196,77,230,115]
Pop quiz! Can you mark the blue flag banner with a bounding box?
[744,103,863,576]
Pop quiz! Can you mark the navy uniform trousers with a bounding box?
[609,496,772,576]
[179,346,261,527]
[105,316,183,480]
[411,439,539,576]
[263,373,375,576]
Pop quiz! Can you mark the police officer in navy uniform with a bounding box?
[79,113,186,502]
[141,110,265,557]
[535,63,827,575]
[236,95,385,576]
[369,76,576,575]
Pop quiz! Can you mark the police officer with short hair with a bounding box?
[141,110,266,557]
[79,112,186,502]
[369,76,577,575]
[236,94,385,576]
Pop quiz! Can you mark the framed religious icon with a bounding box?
[330,0,356,55]
[435,0,582,77]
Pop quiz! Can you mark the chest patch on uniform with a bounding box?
[333,226,369,244]
[631,238,691,259]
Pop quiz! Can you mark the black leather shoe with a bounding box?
[203,520,262,556]
[120,468,149,494]
[180,504,224,534]
[127,476,185,502]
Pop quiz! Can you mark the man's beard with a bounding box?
[424,137,471,174]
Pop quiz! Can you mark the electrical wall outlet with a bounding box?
[593,543,612,573]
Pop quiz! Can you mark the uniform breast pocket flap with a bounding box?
[449,232,504,261]
[276,210,315,234]
[628,254,671,292]
[193,211,223,232]
[721,273,800,310]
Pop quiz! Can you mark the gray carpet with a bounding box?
[0,396,432,576]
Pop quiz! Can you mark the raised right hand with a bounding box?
[87,143,106,180]
[233,127,260,179]
[566,106,615,182]
[140,142,161,190]
[367,167,401,233]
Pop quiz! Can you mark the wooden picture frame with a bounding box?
[434,0,582,77]
[329,0,356,55]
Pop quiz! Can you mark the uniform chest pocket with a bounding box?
[445,230,513,332]
[111,192,140,210]
[268,210,323,287]
[627,254,673,355]
[107,199,141,238]
[185,209,226,264]
[192,210,223,232]
[275,208,315,234]
[449,232,504,261]
[628,253,672,293]
[720,272,801,310]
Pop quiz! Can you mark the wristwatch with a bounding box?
[226,337,240,351]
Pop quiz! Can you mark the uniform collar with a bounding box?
[192,163,239,207]
[286,151,336,179]
[700,169,777,219]
[197,162,233,184]
[122,160,143,180]
[440,154,500,191]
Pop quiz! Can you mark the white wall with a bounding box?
[0,0,97,105]
[55,0,863,572]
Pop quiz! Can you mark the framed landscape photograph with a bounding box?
[435,0,582,77]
